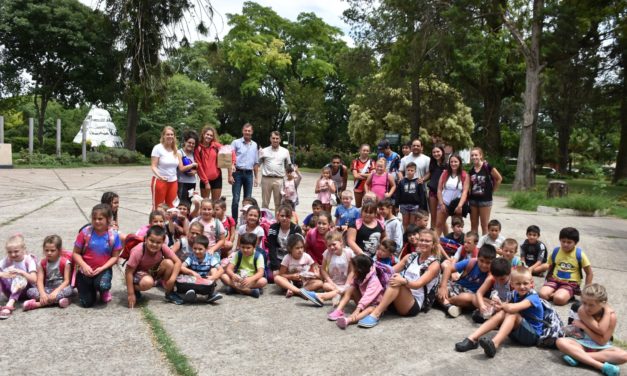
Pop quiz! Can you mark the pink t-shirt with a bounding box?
[305,229,327,265]
[370,173,388,200]
[316,178,334,204]
[126,243,176,272]
[192,217,226,247]
[74,227,122,269]
[281,253,315,274]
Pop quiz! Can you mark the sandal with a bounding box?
[0,306,15,320]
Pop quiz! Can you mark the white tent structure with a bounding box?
[73,108,124,148]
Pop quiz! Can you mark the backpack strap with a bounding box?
[355,218,363,230]
[214,218,221,241]
[576,247,583,281]
[81,226,93,255]
[461,258,477,279]
[546,247,560,280]
[234,251,244,273]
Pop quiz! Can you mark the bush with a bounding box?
[293,145,355,169]
[488,158,516,183]
[218,133,235,145]
[87,147,148,164]
[15,150,83,166]
[6,136,83,156]
[508,192,543,211]
[508,191,611,213]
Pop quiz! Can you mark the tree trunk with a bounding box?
[512,0,544,191]
[614,19,627,183]
[483,91,502,157]
[409,77,421,140]
[126,94,139,151]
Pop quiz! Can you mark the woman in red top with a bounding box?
[351,144,375,208]
[194,125,224,200]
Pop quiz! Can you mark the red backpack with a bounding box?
[119,234,144,264]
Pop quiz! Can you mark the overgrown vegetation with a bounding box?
[14,148,147,167]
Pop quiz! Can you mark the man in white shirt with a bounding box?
[399,138,431,183]
[258,131,291,210]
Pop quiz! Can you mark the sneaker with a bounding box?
[224,286,235,295]
[601,362,620,376]
[471,309,486,323]
[183,290,197,303]
[562,355,579,367]
[165,291,184,305]
[357,315,379,328]
[101,290,112,303]
[206,293,223,303]
[135,291,143,302]
[327,309,344,321]
[479,336,497,358]
[455,338,478,352]
[23,299,38,311]
[446,304,462,318]
[336,317,349,330]
[300,288,323,307]
[58,298,70,308]
[249,288,261,298]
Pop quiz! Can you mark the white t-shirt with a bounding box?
[442,175,462,205]
[259,146,291,177]
[281,252,315,274]
[237,225,265,239]
[322,247,354,286]
[151,144,181,182]
[399,153,430,178]
[401,254,439,309]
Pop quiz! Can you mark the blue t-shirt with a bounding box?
[513,291,544,336]
[184,252,220,278]
[335,205,361,227]
[454,258,488,292]
[303,213,314,227]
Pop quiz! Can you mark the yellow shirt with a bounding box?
[549,247,590,283]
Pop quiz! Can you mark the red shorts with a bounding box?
[543,277,581,298]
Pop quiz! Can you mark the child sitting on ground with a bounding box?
[520,225,549,276]
[501,238,522,267]
[452,231,479,262]
[478,219,505,254]
[176,235,223,303]
[273,234,321,300]
[125,225,183,307]
[556,283,627,375]
[302,200,324,233]
[415,209,429,231]
[471,258,512,323]
[171,222,204,262]
[0,234,37,319]
[540,227,593,306]
[221,233,268,298]
[190,199,226,255]
[237,205,265,248]
[454,266,544,358]
[334,254,384,329]
[399,224,421,259]
[136,210,167,239]
[375,239,397,266]
[437,244,497,318]
[214,198,236,258]
[445,217,465,244]
[335,190,360,232]
[23,235,73,311]
[379,198,402,255]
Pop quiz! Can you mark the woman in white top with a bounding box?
[151,126,196,209]
[435,154,470,236]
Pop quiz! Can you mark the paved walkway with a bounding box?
[0,166,625,375]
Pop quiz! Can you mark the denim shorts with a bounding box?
[509,318,539,346]
[399,204,421,215]
[469,200,492,208]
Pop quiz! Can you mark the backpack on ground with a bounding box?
[374,261,394,291]
[522,296,565,348]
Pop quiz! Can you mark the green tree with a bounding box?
[105,0,214,150]
[348,74,474,151]
[0,0,118,146]
[611,2,627,183]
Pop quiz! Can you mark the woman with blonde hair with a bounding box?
[151,126,195,209]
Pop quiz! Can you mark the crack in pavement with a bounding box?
[0,197,62,227]
[52,169,70,190]
[72,197,90,222]
[80,169,132,190]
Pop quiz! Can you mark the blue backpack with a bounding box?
[547,247,583,282]
[521,295,565,348]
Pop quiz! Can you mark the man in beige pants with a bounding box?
[258,131,291,211]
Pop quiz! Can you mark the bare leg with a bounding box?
[478,206,491,235]
[470,206,480,233]
[467,310,506,342]
[274,275,303,296]
[491,313,521,348]
[429,195,438,230]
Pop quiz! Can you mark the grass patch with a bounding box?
[141,306,197,376]
[498,175,627,219]
[614,338,627,350]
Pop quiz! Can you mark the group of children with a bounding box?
[1,188,626,376]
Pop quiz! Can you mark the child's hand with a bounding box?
[40,293,50,306]
[128,293,136,308]
[49,291,58,302]
[232,274,242,283]
[92,266,103,276]
[389,273,405,287]
[437,285,449,301]
[192,272,202,279]
[240,277,251,288]
[82,265,95,277]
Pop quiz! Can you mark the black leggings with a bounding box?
[76,268,112,308]
[177,182,196,205]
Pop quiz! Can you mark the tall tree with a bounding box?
[0,0,118,145]
[105,0,214,150]
[612,3,627,183]
[504,0,546,191]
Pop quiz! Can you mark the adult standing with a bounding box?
[468,147,502,235]
[258,131,291,211]
[177,130,199,206]
[351,144,376,208]
[327,155,348,202]
[228,123,259,222]
[398,139,431,211]
[427,145,447,230]
[436,154,469,236]
[195,125,225,201]
[151,126,194,209]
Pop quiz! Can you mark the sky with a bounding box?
[80,0,352,44]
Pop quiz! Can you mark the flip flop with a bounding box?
[0,306,15,320]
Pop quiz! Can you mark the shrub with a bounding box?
[218,133,235,145]
[15,150,83,166]
[488,158,516,183]
[293,145,355,169]
[87,147,147,164]
[508,192,543,211]
[6,137,83,156]
[508,191,611,213]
